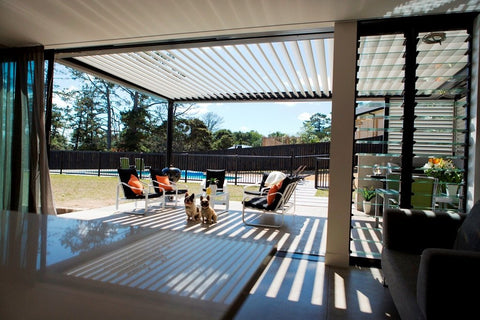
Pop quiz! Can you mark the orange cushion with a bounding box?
[267,180,283,206]
[128,174,143,195]
[156,175,174,191]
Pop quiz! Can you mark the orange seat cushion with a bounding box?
[267,179,283,206]
[156,175,174,191]
[128,174,144,195]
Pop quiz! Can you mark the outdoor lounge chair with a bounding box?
[242,175,299,228]
[200,169,230,211]
[116,168,164,213]
[119,157,131,169]
[149,168,188,206]
[292,164,307,179]
[243,172,270,196]
[201,169,227,192]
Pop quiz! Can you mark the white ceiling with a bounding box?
[2,0,479,50]
[1,0,479,101]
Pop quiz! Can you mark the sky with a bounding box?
[194,101,331,136]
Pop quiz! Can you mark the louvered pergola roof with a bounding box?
[55,17,472,104]
[58,35,334,102]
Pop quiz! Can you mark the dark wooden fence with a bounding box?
[49,142,331,172]
[49,137,383,186]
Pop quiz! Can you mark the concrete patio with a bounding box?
[59,180,397,319]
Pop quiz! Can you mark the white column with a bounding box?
[325,21,357,267]
[468,15,480,211]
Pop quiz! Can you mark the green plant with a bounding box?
[208,178,219,185]
[360,186,376,201]
[423,157,463,183]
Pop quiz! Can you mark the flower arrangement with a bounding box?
[360,186,376,201]
[423,157,463,183]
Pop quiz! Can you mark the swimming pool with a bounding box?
[51,169,236,181]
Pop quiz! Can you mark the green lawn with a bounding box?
[50,174,328,210]
[50,174,247,210]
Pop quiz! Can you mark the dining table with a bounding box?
[0,210,276,320]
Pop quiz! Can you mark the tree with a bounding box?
[300,112,331,143]
[66,88,105,151]
[202,112,224,132]
[117,92,151,152]
[212,129,235,150]
[233,130,263,147]
[49,103,70,150]
[175,118,212,151]
[69,67,123,150]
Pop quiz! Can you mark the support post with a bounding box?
[166,99,174,167]
[399,27,417,208]
[325,21,357,267]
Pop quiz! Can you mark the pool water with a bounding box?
[57,169,237,181]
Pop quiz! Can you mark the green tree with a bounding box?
[176,118,212,151]
[117,92,151,152]
[212,129,235,150]
[233,130,263,147]
[69,91,105,150]
[300,112,331,143]
[49,103,70,150]
[69,67,123,150]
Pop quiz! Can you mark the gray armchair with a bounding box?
[382,202,480,319]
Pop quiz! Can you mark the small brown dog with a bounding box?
[184,193,201,221]
[200,195,217,224]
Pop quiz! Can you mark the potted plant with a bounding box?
[423,157,463,196]
[360,186,376,214]
[207,178,219,195]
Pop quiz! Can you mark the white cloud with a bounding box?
[194,104,210,115]
[298,112,311,121]
[52,95,68,108]
[239,126,250,132]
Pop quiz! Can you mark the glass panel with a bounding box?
[357,34,405,98]
[352,27,470,263]
[414,30,469,213]
[351,33,406,259]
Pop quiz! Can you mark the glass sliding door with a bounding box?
[350,15,474,264]
[351,33,405,260]
[413,29,470,212]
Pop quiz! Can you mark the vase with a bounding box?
[210,184,217,195]
[446,183,458,197]
[363,200,372,214]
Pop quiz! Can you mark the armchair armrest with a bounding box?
[150,179,166,194]
[383,208,466,253]
[417,248,480,319]
[243,183,267,196]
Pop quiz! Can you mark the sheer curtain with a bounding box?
[0,46,56,214]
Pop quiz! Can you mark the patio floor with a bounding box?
[60,180,399,319]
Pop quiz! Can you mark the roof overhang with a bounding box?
[56,30,334,102]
